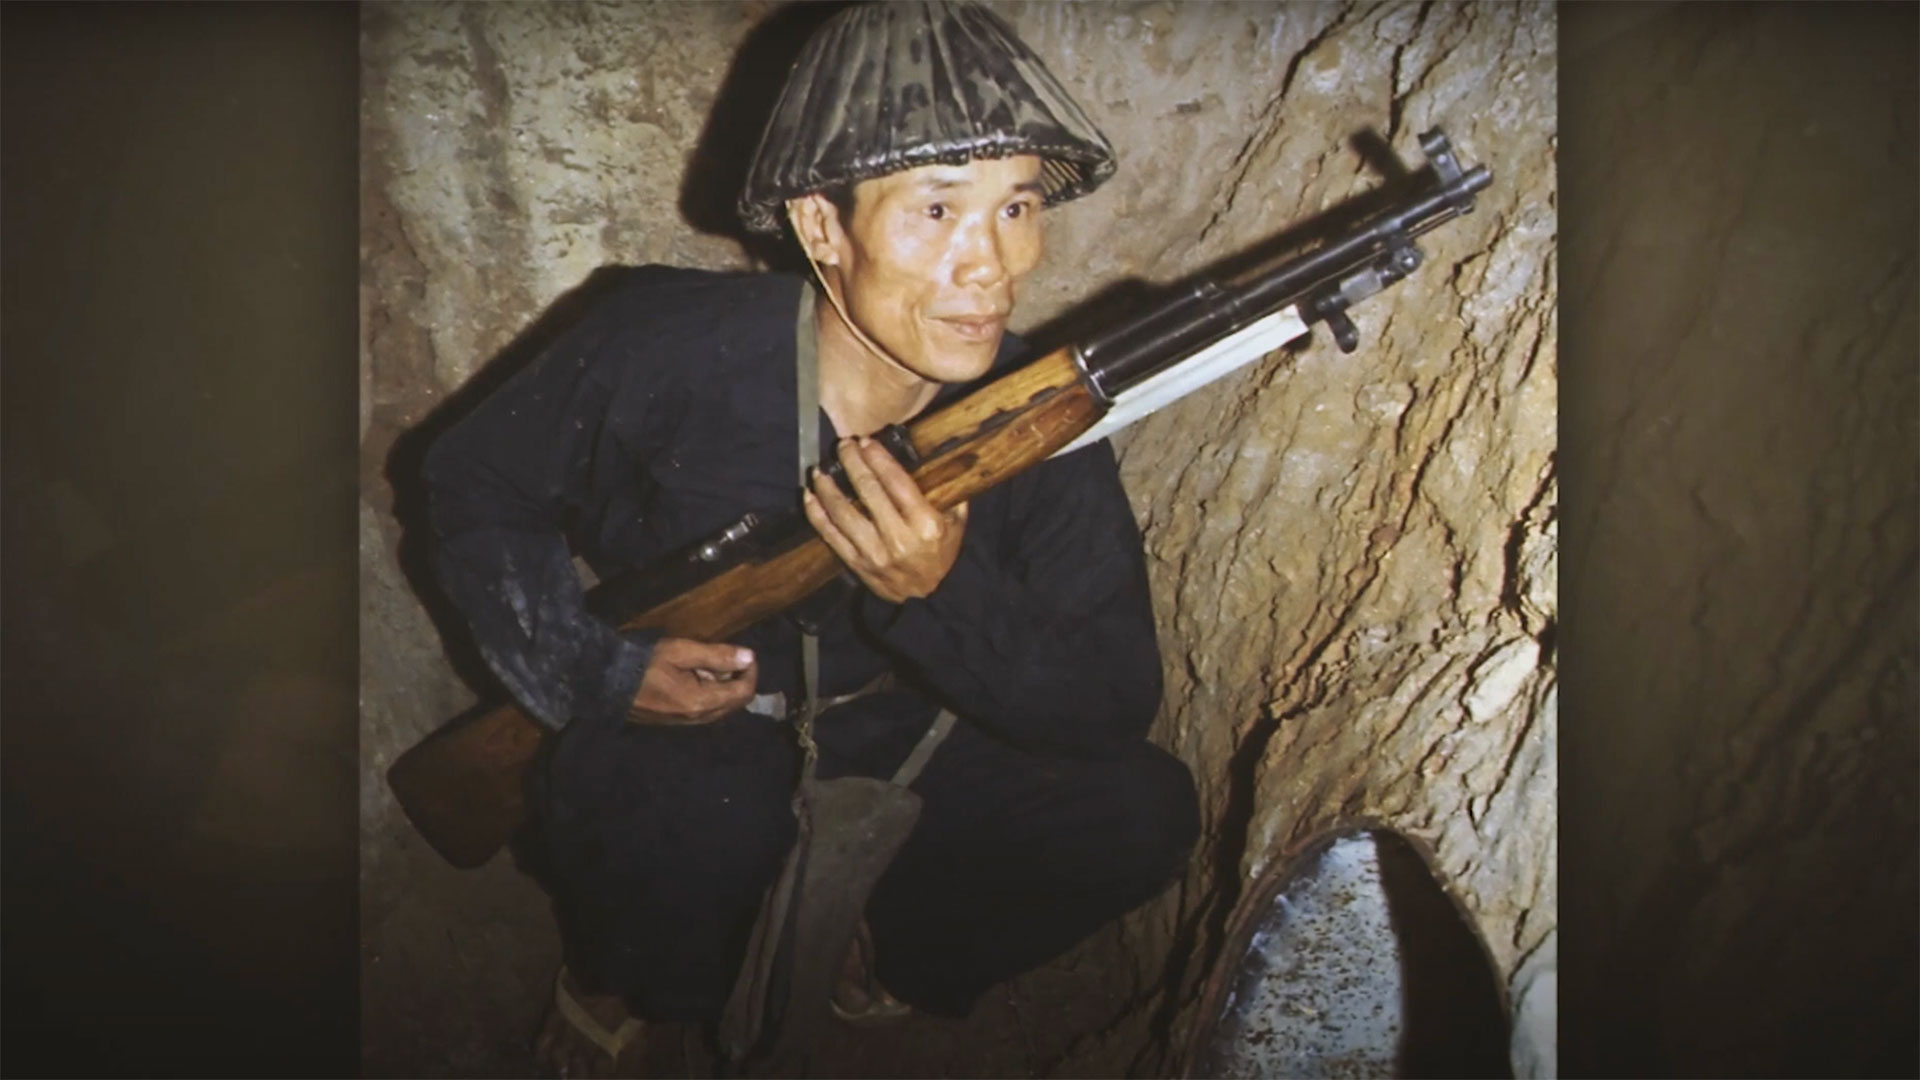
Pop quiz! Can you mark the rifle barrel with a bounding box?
[1076,161,1491,401]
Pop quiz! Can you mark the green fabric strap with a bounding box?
[795,282,822,768]
[792,280,955,784]
[797,280,820,494]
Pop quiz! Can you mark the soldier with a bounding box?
[421,2,1199,1072]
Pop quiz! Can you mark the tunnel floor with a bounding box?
[361,825,1162,1079]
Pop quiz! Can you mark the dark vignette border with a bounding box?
[0,2,1914,1077]
[2,3,359,1077]
[1560,3,1917,1077]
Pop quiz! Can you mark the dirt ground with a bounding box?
[360,817,1160,1079]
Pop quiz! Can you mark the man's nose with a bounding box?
[951,217,1007,288]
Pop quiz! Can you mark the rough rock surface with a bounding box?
[359,3,1557,1075]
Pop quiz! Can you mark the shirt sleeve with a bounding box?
[420,293,662,733]
[857,438,1165,756]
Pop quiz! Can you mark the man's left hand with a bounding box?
[804,436,968,604]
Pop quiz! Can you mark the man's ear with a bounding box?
[786,194,843,267]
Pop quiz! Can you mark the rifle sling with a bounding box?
[720,281,957,1070]
[797,280,823,768]
[792,280,955,782]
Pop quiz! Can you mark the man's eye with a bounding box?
[1004,201,1028,220]
[925,203,948,221]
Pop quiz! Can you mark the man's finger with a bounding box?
[837,438,910,540]
[663,660,757,715]
[804,486,865,568]
[696,660,757,707]
[631,639,760,724]
[859,437,940,532]
[810,466,885,558]
[657,638,755,674]
[813,447,885,538]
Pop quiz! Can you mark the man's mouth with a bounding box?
[936,314,1006,341]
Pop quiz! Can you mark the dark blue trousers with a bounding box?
[533,698,1199,1020]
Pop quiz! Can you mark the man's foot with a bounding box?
[830,921,913,1026]
[535,965,647,1078]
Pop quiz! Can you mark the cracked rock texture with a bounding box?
[360,2,1556,1076]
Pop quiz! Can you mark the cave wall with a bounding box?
[359,2,1557,1074]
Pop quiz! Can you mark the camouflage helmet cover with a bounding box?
[738,0,1117,234]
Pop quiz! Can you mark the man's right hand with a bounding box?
[627,638,758,725]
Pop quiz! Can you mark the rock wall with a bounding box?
[360,2,1557,1074]
[1102,3,1556,1071]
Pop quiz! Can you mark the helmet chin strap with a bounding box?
[788,204,905,384]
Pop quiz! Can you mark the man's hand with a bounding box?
[627,638,758,725]
[803,436,968,604]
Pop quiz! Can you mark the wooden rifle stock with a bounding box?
[386,350,1101,868]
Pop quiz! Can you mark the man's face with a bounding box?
[820,154,1046,385]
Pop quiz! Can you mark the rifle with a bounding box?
[387,129,1493,869]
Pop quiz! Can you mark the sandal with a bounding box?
[829,922,913,1026]
[552,965,646,1064]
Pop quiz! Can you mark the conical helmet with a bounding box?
[738,0,1116,234]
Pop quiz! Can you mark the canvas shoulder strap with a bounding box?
[795,281,825,769]
[792,280,953,782]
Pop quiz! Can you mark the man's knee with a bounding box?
[1042,743,1201,894]
[1122,744,1201,882]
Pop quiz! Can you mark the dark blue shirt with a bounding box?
[422,266,1162,765]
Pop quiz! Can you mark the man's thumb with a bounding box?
[661,638,754,671]
[701,644,754,671]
